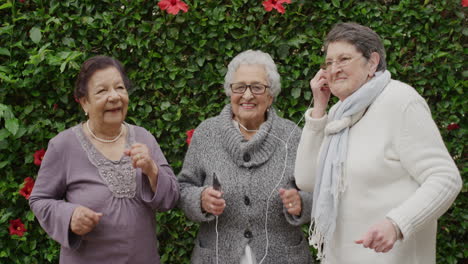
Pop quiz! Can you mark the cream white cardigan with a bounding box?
[295,80,462,264]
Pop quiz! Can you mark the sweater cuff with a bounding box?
[386,216,403,240]
[179,186,215,223]
[283,208,302,226]
[386,211,409,241]
[304,108,327,132]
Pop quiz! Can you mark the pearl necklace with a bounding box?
[86,120,124,143]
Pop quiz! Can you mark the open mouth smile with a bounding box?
[240,103,256,109]
[106,107,122,113]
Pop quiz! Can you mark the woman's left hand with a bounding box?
[279,188,302,216]
[124,143,159,191]
[355,218,398,253]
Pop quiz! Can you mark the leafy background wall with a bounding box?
[0,0,466,263]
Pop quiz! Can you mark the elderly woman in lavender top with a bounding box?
[29,55,179,264]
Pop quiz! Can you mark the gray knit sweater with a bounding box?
[178,104,313,264]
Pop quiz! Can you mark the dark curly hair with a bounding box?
[74,56,131,99]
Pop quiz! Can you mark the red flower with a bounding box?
[158,0,189,15]
[447,123,460,131]
[53,103,58,110]
[19,0,25,3]
[463,0,468,7]
[9,219,26,237]
[186,129,195,145]
[19,177,35,199]
[263,0,291,14]
[74,96,80,103]
[33,148,46,166]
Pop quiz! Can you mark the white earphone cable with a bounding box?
[215,215,219,264]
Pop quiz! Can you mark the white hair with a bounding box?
[223,50,281,98]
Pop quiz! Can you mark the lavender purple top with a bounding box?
[29,123,179,264]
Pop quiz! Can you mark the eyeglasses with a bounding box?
[320,55,363,71]
[230,83,269,95]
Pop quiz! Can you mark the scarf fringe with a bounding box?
[308,219,326,260]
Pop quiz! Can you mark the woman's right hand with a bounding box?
[310,69,331,118]
[70,206,103,236]
[201,187,226,216]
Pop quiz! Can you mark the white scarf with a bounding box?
[309,70,391,260]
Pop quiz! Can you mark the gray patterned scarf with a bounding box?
[309,70,391,260]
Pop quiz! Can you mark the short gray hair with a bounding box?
[224,50,281,98]
[324,22,387,71]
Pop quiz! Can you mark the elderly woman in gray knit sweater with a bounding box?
[178,50,313,264]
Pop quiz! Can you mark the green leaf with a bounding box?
[435,51,449,58]
[162,113,173,121]
[0,2,12,10]
[331,0,340,8]
[0,72,14,83]
[463,27,468,37]
[60,61,67,73]
[0,128,10,140]
[144,104,152,113]
[0,24,14,36]
[462,71,468,79]
[0,211,13,223]
[0,160,8,169]
[0,104,8,115]
[161,102,171,110]
[196,57,205,67]
[169,72,177,80]
[5,118,19,136]
[277,44,289,59]
[291,87,301,99]
[26,211,35,221]
[29,27,42,44]
[0,48,10,56]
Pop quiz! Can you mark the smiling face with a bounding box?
[230,64,273,129]
[80,67,129,130]
[325,41,378,101]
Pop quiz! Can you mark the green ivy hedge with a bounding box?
[0,0,466,263]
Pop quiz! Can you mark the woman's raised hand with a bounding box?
[124,143,159,191]
[310,69,331,118]
[124,143,158,176]
[279,188,302,216]
[70,206,103,236]
[201,187,226,216]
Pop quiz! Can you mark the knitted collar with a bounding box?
[218,104,278,168]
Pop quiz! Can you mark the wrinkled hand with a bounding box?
[310,69,331,118]
[279,188,302,216]
[124,143,158,191]
[355,218,398,253]
[124,143,158,176]
[201,187,225,216]
[70,206,102,236]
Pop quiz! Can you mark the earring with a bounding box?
[85,112,88,116]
